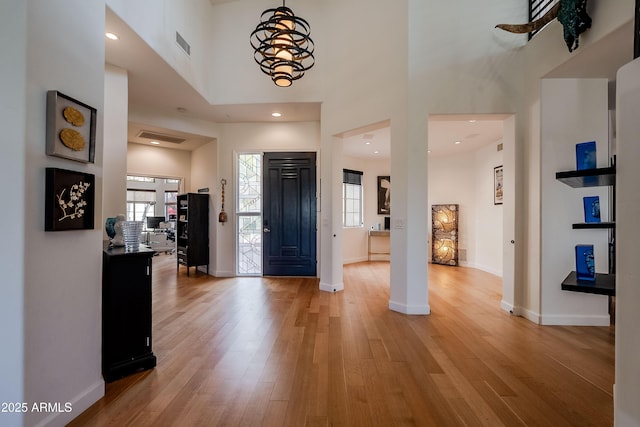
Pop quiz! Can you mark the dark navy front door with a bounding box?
[263,152,317,276]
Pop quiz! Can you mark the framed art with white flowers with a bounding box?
[45,168,95,231]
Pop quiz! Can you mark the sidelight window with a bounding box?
[237,153,262,275]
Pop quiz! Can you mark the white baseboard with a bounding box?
[459,261,502,277]
[388,300,430,315]
[319,281,344,292]
[500,301,541,324]
[343,256,368,265]
[213,270,234,277]
[36,379,104,427]
[540,314,610,326]
[500,300,516,314]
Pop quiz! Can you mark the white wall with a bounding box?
[615,57,640,427]
[540,79,610,326]
[475,143,505,276]
[107,0,214,103]
[191,140,218,274]
[341,155,390,264]
[22,2,106,426]
[127,143,192,189]
[428,142,503,276]
[0,2,27,426]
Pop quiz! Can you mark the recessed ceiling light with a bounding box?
[271,112,282,117]
[105,32,119,40]
[365,142,371,145]
[374,150,380,154]
[428,150,432,154]
[468,119,477,123]
[455,140,462,145]
[150,141,160,145]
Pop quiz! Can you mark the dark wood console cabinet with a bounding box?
[102,243,156,382]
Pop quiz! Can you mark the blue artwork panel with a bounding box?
[583,196,601,223]
[575,141,596,170]
[575,244,596,281]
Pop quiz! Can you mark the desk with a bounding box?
[368,230,390,261]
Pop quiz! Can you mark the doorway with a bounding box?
[336,114,516,311]
[236,152,318,276]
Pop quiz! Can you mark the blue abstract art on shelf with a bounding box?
[575,244,596,281]
[575,141,596,170]
[583,196,601,223]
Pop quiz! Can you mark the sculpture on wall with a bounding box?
[496,0,592,52]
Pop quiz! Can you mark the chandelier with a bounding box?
[250,1,315,87]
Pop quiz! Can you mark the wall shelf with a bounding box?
[572,222,615,229]
[556,161,615,297]
[561,271,616,296]
[555,165,616,188]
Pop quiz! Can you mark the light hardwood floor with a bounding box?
[69,256,614,426]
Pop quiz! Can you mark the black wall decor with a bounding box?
[45,167,95,231]
[377,176,390,215]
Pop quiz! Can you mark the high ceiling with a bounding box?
[105,8,508,158]
[106,8,634,158]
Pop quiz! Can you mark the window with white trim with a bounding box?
[343,169,363,228]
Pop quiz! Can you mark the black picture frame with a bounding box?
[45,168,95,231]
[377,176,390,215]
[46,90,96,163]
[494,165,503,205]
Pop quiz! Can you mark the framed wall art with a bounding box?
[494,165,503,205]
[431,204,459,266]
[46,90,96,163]
[377,176,390,215]
[45,168,95,231]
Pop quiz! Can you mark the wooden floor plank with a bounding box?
[68,258,614,426]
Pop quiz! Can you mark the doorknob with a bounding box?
[263,227,271,233]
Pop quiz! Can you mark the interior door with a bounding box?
[263,152,317,276]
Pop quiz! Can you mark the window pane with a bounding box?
[127,175,155,182]
[238,154,261,213]
[165,192,177,204]
[238,153,262,275]
[238,215,261,274]
[343,183,363,227]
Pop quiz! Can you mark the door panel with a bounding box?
[263,152,317,276]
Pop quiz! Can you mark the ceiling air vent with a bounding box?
[176,31,191,56]
[497,143,504,151]
[137,131,186,144]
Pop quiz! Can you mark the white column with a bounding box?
[319,133,344,292]
[388,109,430,315]
[103,65,129,225]
[615,57,640,427]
